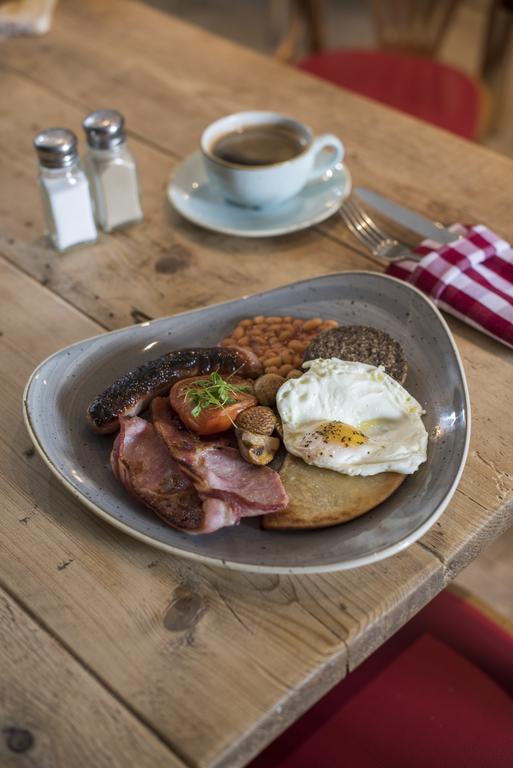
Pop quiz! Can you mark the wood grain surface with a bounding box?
[0,1,512,766]
[0,585,184,768]
[2,0,513,327]
[0,257,441,766]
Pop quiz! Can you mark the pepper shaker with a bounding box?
[34,128,98,252]
[83,109,143,232]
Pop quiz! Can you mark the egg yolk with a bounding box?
[306,421,368,447]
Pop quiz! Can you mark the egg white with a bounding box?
[276,358,428,476]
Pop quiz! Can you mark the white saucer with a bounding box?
[167,151,351,237]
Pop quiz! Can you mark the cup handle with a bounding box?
[307,134,344,183]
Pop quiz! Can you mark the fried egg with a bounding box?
[276,358,428,476]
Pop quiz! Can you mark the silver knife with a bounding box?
[355,187,456,244]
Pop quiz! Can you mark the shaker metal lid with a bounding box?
[83,109,125,149]
[33,128,79,168]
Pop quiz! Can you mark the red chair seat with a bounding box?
[298,49,481,139]
[249,590,513,768]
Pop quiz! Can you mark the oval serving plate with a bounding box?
[23,272,470,573]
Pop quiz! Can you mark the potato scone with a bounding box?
[303,325,407,384]
[262,454,406,530]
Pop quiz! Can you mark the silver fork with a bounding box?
[339,197,419,262]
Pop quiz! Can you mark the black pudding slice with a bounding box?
[303,325,408,384]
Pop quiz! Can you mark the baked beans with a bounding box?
[219,316,339,376]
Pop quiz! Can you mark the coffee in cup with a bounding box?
[201,111,344,208]
[210,123,307,166]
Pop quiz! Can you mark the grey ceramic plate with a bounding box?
[23,273,470,573]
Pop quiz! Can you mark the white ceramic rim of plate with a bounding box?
[167,151,351,237]
[23,272,471,573]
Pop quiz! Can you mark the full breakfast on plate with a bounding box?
[87,315,428,535]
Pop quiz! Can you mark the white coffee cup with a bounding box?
[201,111,344,208]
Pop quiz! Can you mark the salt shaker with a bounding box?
[34,128,98,252]
[83,109,143,232]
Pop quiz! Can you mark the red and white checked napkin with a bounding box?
[386,224,513,349]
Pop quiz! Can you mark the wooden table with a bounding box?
[1,1,513,766]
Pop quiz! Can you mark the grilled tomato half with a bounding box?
[170,373,257,434]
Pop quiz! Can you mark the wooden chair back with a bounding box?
[371,0,460,56]
[275,0,461,61]
[274,0,325,62]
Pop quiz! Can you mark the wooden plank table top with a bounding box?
[1,1,513,766]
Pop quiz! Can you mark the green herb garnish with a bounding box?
[186,372,250,418]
